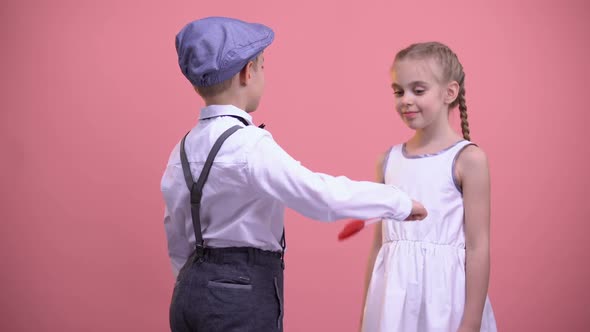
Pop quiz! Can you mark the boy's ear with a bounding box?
[239,61,255,86]
[445,81,460,105]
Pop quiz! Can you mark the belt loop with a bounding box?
[193,243,205,263]
[280,228,286,270]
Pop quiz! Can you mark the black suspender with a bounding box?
[180,125,242,259]
[179,121,285,264]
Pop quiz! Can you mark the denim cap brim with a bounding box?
[176,17,274,87]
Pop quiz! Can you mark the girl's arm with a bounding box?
[359,152,386,329]
[456,145,491,331]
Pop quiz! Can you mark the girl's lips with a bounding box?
[402,111,420,119]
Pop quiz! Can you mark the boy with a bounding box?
[162,16,426,332]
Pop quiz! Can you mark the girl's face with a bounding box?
[390,58,450,130]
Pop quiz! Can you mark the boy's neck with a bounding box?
[204,94,249,113]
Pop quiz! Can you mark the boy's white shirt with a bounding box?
[161,104,412,276]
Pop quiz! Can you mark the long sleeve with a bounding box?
[162,162,194,278]
[247,134,413,222]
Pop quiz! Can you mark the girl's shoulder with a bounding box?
[456,143,488,169]
[454,143,489,190]
[376,144,404,181]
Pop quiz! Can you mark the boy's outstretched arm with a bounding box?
[246,133,421,222]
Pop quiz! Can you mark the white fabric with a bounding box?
[362,141,497,332]
[161,105,413,276]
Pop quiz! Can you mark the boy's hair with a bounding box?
[194,78,233,98]
[394,42,470,140]
[195,54,262,98]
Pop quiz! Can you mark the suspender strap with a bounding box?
[180,125,242,257]
[179,118,285,265]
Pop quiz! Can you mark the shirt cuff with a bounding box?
[391,186,413,221]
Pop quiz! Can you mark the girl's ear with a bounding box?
[445,81,460,105]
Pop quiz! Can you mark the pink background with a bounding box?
[2,0,589,331]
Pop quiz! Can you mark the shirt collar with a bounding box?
[198,105,253,125]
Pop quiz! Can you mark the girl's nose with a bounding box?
[400,95,414,107]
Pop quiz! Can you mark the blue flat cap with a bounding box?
[175,17,274,87]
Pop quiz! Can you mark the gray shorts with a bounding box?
[170,247,284,332]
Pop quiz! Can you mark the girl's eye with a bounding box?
[393,90,403,97]
[414,89,425,95]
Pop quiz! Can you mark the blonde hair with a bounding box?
[394,42,470,140]
[195,54,262,98]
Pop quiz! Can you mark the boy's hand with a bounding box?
[405,200,427,221]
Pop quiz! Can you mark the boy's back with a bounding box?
[162,106,282,275]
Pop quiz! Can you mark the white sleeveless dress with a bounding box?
[362,140,497,332]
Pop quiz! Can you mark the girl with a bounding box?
[361,42,497,332]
